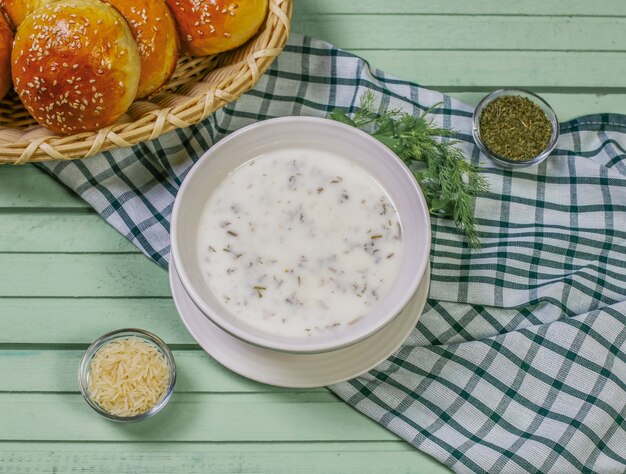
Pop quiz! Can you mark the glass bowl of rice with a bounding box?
[78,328,176,422]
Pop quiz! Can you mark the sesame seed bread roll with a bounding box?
[11,0,141,134]
[0,0,56,28]
[0,12,11,101]
[104,0,179,99]
[166,0,268,57]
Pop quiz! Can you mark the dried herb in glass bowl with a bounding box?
[479,96,552,161]
[472,89,560,169]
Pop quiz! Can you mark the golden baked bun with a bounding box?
[0,12,11,101]
[0,0,57,28]
[12,0,141,134]
[166,0,268,56]
[104,0,179,99]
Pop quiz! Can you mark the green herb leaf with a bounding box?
[329,91,489,248]
[429,197,456,217]
[328,109,356,127]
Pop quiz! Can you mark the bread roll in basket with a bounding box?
[0,0,291,164]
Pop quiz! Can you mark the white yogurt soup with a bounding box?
[196,147,406,339]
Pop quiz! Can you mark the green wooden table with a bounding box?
[2,1,624,472]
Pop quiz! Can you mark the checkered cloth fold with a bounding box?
[40,34,626,473]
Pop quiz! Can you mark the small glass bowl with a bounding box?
[472,89,560,169]
[78,328,176,422]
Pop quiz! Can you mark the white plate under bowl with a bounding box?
[169,254,430,388]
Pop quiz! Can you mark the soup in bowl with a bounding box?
[171,117,431,353]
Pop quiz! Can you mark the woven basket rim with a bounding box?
[0,0,292,164]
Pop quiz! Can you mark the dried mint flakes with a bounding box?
[479,96,553,161]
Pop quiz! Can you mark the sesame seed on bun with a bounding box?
[11,0,141,134]
[0,12,12,101]
[0,0,57,28]
[166,0,268,57]
[104,0,179,99]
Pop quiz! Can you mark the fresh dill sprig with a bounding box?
[329,91,489,248]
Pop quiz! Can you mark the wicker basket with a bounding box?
[0,0,292,165]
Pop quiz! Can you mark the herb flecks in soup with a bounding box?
[197,149,405,338]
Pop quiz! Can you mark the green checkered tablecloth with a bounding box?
[40,34,626,473]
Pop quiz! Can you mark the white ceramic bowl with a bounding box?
[171,116,431,353]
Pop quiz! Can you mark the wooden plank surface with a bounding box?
[0,166,86,209]
[0,298,190,344]
[295,0,626,16]
[292,16,626,51]
[0,254,169,297]
[0,442,446,474]
[292,1,626,120]
[0,298,191,344]
[0,214,134,252]
[0,350,304,393]
[0,393,397,442]
[2,0,624,472]
[340,51,626,89]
